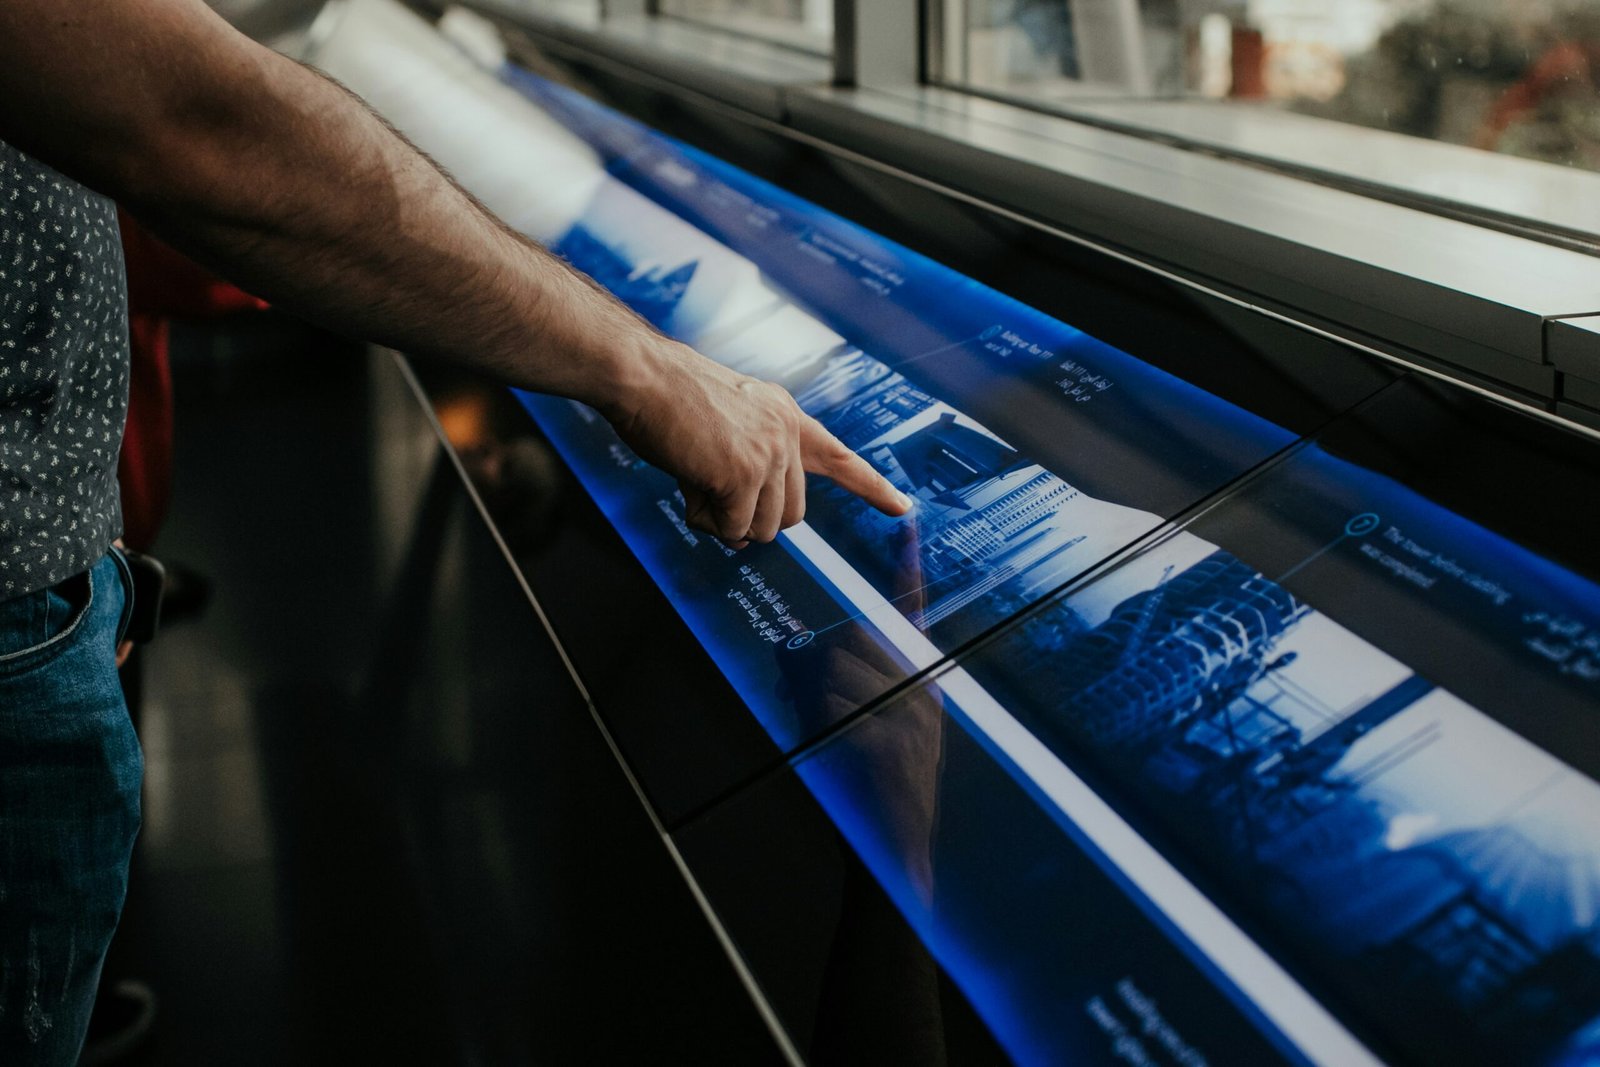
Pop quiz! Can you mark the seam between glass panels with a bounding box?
[662,424,1351,833]
[392,352,806,1067]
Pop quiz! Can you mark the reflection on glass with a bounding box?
[958,444,1600,1065]
[502,70,1290,750]
[938,0,1600,173]
[795,349,1157,650]
[941,0,1158,94]
[657,0,833,53]
[478,0,601,18]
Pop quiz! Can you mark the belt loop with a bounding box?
[108,545,136,649]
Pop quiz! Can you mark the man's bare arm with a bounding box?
[0,0,909,542]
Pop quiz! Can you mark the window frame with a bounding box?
[438,0,1600,427]
[916,0,1600,253]
[648,0,835,58]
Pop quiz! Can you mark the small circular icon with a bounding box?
[786,630,816,650]
[980,325,1002,341]
[1345,513,1381,537]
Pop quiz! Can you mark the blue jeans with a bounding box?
[0,555,142,1064]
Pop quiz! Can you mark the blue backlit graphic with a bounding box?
[485,67,1600,1066]
[960,446,1600,1065]
[498,71,1289,751]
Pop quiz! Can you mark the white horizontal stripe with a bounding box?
[783,523,1383,1067]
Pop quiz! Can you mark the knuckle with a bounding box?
[761,384,797,423]
[715,461,758,495]
[817,428,852,463]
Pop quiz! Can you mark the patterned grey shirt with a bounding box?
[0,139,129,600]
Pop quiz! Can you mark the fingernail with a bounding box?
[896,491,914,511]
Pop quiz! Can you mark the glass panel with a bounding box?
[316,0,1394,824]
[496,69,1324,758]
[933,0,1600,228]
[390,53,1392,824]
[479,0,601,18]
[674,673,1296,1064]
[689,375,1600,1065]
[929,377,1600,1064]
[671,732,1016,1061]
[939,0,1165,98]
[656,0,833,54]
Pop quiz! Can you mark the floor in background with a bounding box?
[99,316,780,1066]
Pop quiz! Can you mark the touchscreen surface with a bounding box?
[787,389,1600,1066]
[499,72,1294,750]
[478,70,1600,1065]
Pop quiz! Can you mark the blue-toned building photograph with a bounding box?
[798,352,1156,646]
[974,535,1600,1065]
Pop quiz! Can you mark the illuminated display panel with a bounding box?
[502,72,1293,752]
[797,392,1600,1066]
[483,71,1600,1064]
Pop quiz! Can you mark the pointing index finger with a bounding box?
[800,417,913,518]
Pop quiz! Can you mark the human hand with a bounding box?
[604,339,912,544]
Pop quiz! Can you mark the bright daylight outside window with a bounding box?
[933,1,1600,237]
[492,0,602,18]
[656,0,833,54]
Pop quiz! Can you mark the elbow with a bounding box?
[97,50,285,231]
[106,124,238,227]
[101,102,253,230]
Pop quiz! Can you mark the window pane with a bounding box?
[483,0,601,19]
[658,0,833,54]
[936,1,1600,177]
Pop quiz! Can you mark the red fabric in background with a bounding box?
[118,313,174,552]
[117,211,267,551]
